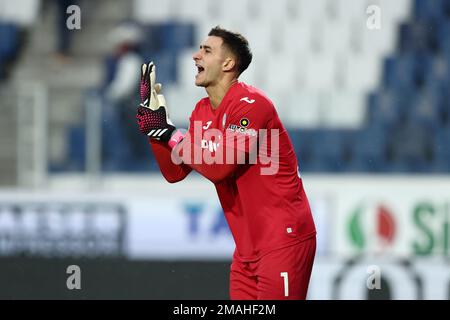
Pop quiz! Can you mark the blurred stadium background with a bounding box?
[0,0,450,299]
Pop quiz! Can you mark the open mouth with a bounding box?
[196,64,205,75]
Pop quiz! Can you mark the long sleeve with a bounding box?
[181,139,241,183]
[173,133,246,184]
[150,139,192,183]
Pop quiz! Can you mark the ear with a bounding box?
[222,57,236,72]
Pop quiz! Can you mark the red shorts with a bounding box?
[229,237,316,300]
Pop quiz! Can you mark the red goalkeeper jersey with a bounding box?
[152,82,316,262]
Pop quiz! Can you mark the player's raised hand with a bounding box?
[137,62,177,143]
[140,61,162,110]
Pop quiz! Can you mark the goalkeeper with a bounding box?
[136,26,316,300]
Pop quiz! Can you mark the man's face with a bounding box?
[192,36,228,87]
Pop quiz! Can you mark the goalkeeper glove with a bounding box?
[136,62,184,147]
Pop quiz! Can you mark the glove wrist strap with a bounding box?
[168,129,185,149]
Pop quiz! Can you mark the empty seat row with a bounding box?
[0,0,40,26]
[134,0,411,25]
[195,19,398,57]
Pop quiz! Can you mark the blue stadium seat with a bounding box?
[398,22,434,54]
[289,129,315,171]
[412,53,434,88]
[102,55,119,88]
[436,20,450,58]
[423,75,450,127]
[383,55,414,90]
[117,154,158,172]
[367,90,410,129]
[66,123,156,173]
[309,130,348,172]
[433,127,450,172]
[347,127,388,172]
[145,51,178,84]
[301,158,332,173]
[413,0,447,22]
[280,129,355,172]
[424,57,450,91]
[140,24,165,54]
[386,120,434,172]
[383,53,432,91]
[0,23,19,61]
[159,22,195,53]
[427,90,447,122]
[384,162,413,173]
[141,22,195,85]
[0,61,4,79]
[68,126,86,171]
[408,92,441,128]
[141,22,195,57]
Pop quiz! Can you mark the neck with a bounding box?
[206,78,238,109]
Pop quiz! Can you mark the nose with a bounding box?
[192,50,201,61]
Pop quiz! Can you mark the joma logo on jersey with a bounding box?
[240,97,255,104]
[203,121,212,130]
[201,140,220,152]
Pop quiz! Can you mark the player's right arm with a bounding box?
[149,139,192,183]
[136,61,192,183]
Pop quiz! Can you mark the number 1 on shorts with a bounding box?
[280,272,289,297]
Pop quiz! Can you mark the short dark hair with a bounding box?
[208,26,252,76]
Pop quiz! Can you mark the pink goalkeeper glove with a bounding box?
[136,61,184,147]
